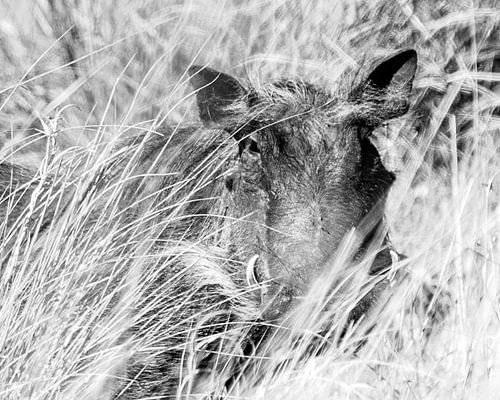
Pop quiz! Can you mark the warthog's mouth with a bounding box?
[245,254,291,320]
[245,254,296,321]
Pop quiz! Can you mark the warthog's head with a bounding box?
[188,50,417,322]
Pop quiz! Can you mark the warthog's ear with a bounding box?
[188,65,247,125]
[355,49,417,125]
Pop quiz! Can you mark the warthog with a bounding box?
[0,49,417,398]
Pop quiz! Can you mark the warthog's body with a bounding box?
[0,50,417,398]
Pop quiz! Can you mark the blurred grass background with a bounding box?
[0,0,498,399]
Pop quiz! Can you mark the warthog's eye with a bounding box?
[247,139,260,155]
[239,138,261,157]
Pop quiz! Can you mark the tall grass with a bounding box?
[0,0,498,399]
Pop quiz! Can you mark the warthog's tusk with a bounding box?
[246,254,260,287]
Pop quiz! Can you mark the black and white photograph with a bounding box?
[0,1,499,398]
